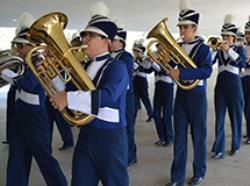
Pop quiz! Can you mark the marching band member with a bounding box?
[2,85,16,144]
[236,28,245,47]
[151,44,174,147]
[211,14,245,159]
[241,16,250,144]
[167,0,212,185]
[50,2,129,185]
[132,39,153,122]
[110,18,137,166]
[6,13,67,186]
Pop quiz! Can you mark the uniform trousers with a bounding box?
[171,91,207,183]
[7,110,67,186]
[71,125,129,186]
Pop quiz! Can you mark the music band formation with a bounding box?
[0,0,250,185]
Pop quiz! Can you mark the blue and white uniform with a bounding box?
[151,63,174,145]
[111,48,137,165]
[241,44,250,140]
[133,58,153,121]
[170,37,212,183]
[5,85,16,143]
[211,44,245,155]
[7,54,67,186]
[68,53,129,186]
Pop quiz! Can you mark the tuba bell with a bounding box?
[146,17,199,90]
[25,12,95,126]
[0,49,25,87]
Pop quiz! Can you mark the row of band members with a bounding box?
[1,0,250,186]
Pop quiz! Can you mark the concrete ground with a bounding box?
[0,70,250,186]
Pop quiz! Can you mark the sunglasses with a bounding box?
[80,32,105,40]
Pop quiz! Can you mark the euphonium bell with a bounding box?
[207,37,222,51]
[0,49,25,87]
[146,17,200,90]
[25,12,95,126]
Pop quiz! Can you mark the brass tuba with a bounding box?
[207,37,222,51]
[146,17,199,90]
[25,12,95,126]
[0,49,25,87]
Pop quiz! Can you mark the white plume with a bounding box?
[90,1,110,17]
[237,26,242,33]
[134,38,145,45]
[71,32,79,40]
[224,14,234,24]
[113,17,125,29]
[179,0,191,11]
[15,12,34,35]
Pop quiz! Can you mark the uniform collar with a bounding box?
[180,36,203,45]
[112,48,124,53]
[94,52,111,62]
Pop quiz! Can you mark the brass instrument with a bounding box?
[0,49,25,87]
[25,12,95,126]
[207,37,222,51]
[146,17,199,90]
[71,46,88,63]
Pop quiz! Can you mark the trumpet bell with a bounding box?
[26,12,95,126]
[146,17,199,90]
[207,37,222,51]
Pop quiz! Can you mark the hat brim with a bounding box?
[177,20,197,26]
[245,29,250,33]
[132,47,144,53]
[221,31,237,36]
[11,37,31,45]
[114,35,126,43]
[80,26,108,38]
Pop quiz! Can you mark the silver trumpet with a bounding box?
[0,49,25,87]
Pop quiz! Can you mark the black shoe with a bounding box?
[146,116,153,122]
[2,141,9,144]
[211,152,224,159]
[59,144,74,151]
[128,159,137,167]
[165,181,184,186]
[155,139,164,145]
[245,138,250,144]
[229,150,239,156]
[188,177,203,186]
[162,141,173,147]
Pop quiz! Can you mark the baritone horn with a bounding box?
[0,49,25,87]
[207,37,222,51]
[146,17,200,90]
[25,12,95,126]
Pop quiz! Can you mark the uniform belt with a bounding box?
[219,64,239,75]
[155,75,173,84]
[16,90,40,105]
[134,72,147,78]
[185,79,204,86]
[96,107,119,123]
[240,68,250,77]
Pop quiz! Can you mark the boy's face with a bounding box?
[245,31,250,44]
[81,32,108,59]
[179,24,197,42]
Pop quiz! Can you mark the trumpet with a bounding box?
[207,37,222,51]
[0,49,25,87]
